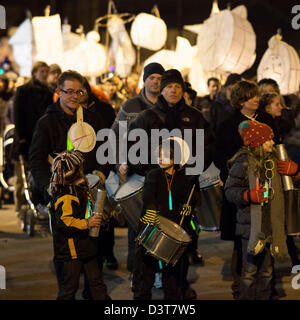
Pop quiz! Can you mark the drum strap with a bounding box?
[164,170,175,211]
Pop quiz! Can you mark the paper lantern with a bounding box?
[130,13,167,51]
[8,18,33,76]
[257,35,300,95]
[32,14,64,65]
[196,5,256,74]
[61,22,82,52]
[107,16,135,78]
[62,32,107,77]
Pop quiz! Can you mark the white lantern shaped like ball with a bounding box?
[130,13,167,51]
[257,35,300,95]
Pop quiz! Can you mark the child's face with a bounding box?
[265,96,282,118]
[159,150,174,169]
[262,139,275,153]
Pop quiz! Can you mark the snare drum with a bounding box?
[196,162,223,231]
[137,215,191,266]
[114,174,145,231]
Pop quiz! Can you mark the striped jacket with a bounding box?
[50,186,97,261]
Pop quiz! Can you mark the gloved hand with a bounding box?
[243,186,267,204]
[277,160,299,176]
[140,209,160,225]
[180,204,192,216]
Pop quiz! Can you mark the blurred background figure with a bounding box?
[103,76,126,114]
[195,77,220,124]
[47,63,62,94]
[183,81,197,107]
[125,72,140,99]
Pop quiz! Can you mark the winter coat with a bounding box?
[12,79,53,159]
[140,166,199,235]
[50,186,97,261]
[129,95,215,176]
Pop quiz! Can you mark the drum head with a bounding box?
[86,174,100,189]
[68,121,96,153]
[114,174,145,201]
[158,216,191,243]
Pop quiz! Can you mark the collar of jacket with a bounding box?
[46,100,77,122]
[30,78,50,90]
[139,87,156,108]
[156,95,186,113]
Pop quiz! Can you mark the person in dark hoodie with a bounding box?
[210,73,242,135]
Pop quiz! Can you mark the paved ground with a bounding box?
[0,203,299,300]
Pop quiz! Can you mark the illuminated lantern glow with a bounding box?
[130,13,167,51]
[8,18,33,76]
[257,34,300,95]
[107,16,136,78]
[32,14,64,65]
[196,5,256,74]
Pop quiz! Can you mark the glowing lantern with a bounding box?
[32,14,64,65]
[62,31,107,77]
[107,16,136,78]
[9,18,33,76]
[195,5,256,74]
[130,13,167,51]
[257,34,300,95]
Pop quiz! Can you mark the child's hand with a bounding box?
[277,160,298,176]
[180,205,192,216]
[243,186,267,204]
[140,209,159,225]
[88,215,101,228]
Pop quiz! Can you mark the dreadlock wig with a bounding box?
[49,150,87,196]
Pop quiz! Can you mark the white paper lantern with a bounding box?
[32,14,64,65]
[9,18,33,76]
[130,13,167,51]
[196,5,256,74]
[107,16,136,78]
[257,35,300,95]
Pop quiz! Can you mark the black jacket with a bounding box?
[12,79,53,159]
[140,167,199,234]
[50,186,97,261]
[129,95,215,176]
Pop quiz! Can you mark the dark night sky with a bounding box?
[1,0,300,78]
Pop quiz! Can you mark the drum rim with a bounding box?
[114,185,143,201]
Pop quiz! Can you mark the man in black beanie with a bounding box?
[128,69,215,300]
[110,62,165,280]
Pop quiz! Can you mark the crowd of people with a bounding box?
[0,56,300,301]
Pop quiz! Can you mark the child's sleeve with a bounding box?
[142,170,158,212]
[54,195,88,235]
[224,161,249,207]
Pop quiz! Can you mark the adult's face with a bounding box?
[242,95,260,113]
[57,79,83,114]
[48,70,61,86]
[208,80,220,97]
[144,73,162,95]
[161,82,183,106]
[34,66,49,84]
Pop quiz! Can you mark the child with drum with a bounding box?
[132,140,199,300]
[224,120,292,300]
[48,150,111,300]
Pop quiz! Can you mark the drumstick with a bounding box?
[180,184,195,226]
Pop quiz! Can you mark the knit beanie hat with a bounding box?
[143,62,165,82]
[238,120,274,148]
[160,69,184,92]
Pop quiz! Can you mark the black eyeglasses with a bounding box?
[60,88,84,96]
